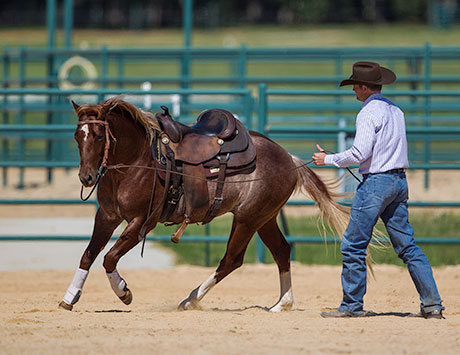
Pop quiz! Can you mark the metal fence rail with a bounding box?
[3,44,460,90]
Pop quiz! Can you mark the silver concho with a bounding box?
[217,138,224,145]
[161,137,170,144]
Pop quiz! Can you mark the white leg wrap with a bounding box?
[270,271,294,312]
[62,268,89,305]
[196,272,217,301]
[178,272,216,310]
[106,269,127,297]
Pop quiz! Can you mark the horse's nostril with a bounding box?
[79,173,94,186]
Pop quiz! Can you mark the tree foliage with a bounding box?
[0,0,457,28]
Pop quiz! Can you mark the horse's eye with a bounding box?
[96,135,104,141]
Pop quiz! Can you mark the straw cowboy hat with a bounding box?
[340,61,396,87]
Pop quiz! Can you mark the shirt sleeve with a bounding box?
[325,109,378,168]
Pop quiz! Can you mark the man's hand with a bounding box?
[312,144,327,166]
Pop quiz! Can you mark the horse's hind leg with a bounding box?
[60,208,121,310]
[178,219,255,310]
[257,215,294,312]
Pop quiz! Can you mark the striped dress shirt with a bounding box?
[324,93,409,174]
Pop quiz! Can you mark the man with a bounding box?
[312,61,444,319]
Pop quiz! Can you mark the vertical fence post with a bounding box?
[255,83,268,262]
[183,0,193,49]
[335,56,347,193]
[243,90,253,130]
[181,48,190,119]
[47,0,57,49]
[2,46,10,187]
[238,43,247,89]
[101,45,108,92]
[46,0,57,184]
[257,83,267,134]
[424,42,431,189]
[181,0,192,119]
[46,49,55,185]
[117,56,124,89]
[63,0,74,49]
[18,46,26,189]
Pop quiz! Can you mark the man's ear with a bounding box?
[71,100,80,112]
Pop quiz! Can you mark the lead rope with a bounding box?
[320,149,362,183]
[80,167,106,201]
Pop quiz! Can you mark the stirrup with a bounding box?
[171,217,190,243]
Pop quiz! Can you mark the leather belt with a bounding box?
[363,168,406,178]
[385,168,406,174]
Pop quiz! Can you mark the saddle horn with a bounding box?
[161,105,170,117]
[156,106,182,143]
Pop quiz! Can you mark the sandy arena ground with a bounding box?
[0,263,459,355]
[1,168,460,354]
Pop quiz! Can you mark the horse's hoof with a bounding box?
[269,301,294,313]
[177,299,189,311]
[178,298,201,311]
[119,288,133,305]
[58,301,73,311]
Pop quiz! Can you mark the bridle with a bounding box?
[77,119,116,200]
[77,119,116,169]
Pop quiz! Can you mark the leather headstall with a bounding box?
[77,119,116,168]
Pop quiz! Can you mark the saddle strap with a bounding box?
[202,154,229,224]
[160,144,184,221]
[138,140,172,251]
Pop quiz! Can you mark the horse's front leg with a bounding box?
[59,208,121,311]
[103,217,149,306]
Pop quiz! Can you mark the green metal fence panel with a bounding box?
[2,44,460,262]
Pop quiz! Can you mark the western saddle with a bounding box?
[153,106,256,242]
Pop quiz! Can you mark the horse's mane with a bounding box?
[77,97,162,142]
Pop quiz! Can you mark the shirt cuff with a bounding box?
[324,154,334,165]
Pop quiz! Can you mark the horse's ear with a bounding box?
[71,100,80,112]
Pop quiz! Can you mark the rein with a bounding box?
[80,167,106,201]
[76,117,358,191]
[105,160,315,184]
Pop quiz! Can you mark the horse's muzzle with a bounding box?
[79,171,98,187]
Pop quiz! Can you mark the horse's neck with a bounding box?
[109,116,151,164]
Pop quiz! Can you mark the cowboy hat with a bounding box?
[340,61,396,87]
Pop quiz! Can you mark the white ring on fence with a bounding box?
[58,56,98,90]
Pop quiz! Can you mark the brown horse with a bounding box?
[60,97,349,312]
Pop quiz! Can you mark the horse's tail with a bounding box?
[291,154,349,238]
[290,154,380,275]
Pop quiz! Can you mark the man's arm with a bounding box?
[312,110,377,167]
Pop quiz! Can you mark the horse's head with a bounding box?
[72,100,114,187]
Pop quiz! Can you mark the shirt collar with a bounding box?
[362,93,384,108]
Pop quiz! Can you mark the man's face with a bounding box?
[353,84,369,102]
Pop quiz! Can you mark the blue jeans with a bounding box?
[338,172,443,315]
